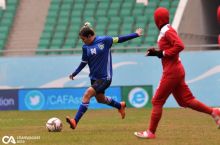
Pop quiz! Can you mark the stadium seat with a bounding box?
[147,1,157,9]
[144,36,157,46]
[129,37,142,46]
[37,0,180,54]
[83,9,95,17]
[75,39,83,48]
[132,4,145,16]
[38,38,50,46]
[85,2,97,10]
[107,30,119,36]
[0,0,19,50]
[73,3,84,10]
[96,9,107,17]
[97,1,109,10]
[71,10,82,17]
[171,0,179,8]
[159,1,170,9]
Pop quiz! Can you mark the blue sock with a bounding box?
[105,97,121,109]
[74,102,89,124]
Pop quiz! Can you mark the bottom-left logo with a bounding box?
[2,136,16,144]
[2,135,40,144]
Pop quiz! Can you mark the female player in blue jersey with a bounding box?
[66,22,143,129]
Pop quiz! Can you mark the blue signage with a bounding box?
[0,90,18,110]
[19,87,121,110]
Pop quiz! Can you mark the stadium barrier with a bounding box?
[0,51,220,108]
[0,85,152,111]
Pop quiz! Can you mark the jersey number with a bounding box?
[90,48,96,55]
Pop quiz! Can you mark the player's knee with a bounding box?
[97,100,106,104]
[96,99,101,103]
[95,95,106,104]
[151,97,164,106]
[96,98,104,103]
[178,96,195,108]
[184,98,196,108]
[152,100,160,107]
[177,101,187,107]
[151,99,156,106]
[84,88,95,99]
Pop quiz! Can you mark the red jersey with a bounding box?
[157,24,185,78]
[154,7,185,78]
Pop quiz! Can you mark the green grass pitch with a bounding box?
[0,108,219,145]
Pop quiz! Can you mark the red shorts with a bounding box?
[152,75,195,107]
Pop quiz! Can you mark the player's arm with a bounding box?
[69,47,88,80]
[113,28,143,44]
[162,30,184,57]
[146,30,184,58]
[146,48,163,58]
[69,61,87,80]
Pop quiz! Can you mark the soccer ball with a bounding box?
[46,117,62,132]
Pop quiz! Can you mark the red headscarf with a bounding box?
[154,7,169,30]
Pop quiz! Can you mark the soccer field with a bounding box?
[0,108,219,145]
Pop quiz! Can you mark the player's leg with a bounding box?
[66,87,96,129]
[172,78,220,128]
[148,78,177,133]
[212,108,220,129]
[134,77,176,138]
[95,93,121,109]
[95,93,126,119]
[172,78,212,114]
[93,79,126,119]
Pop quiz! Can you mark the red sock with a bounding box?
[187,99,213,115]
[148,105,163,134]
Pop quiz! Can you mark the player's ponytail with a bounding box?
[79,22,95,38]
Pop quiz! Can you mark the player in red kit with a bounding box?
[134,7,220,139]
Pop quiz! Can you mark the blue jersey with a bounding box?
[72,33,139,80]
[82,36,113,80]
